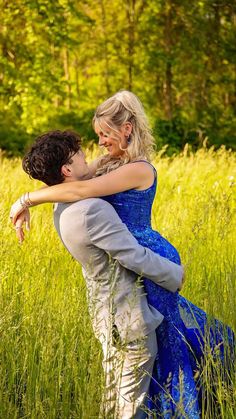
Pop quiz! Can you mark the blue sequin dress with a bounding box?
[103,163,235,418]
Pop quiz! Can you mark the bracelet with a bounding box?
[24,192,34,206]
[19,192,34,208]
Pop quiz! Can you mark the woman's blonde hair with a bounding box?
[93,90,155,175]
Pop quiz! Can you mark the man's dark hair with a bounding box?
[22,130,81,186]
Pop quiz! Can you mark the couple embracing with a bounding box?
[10,91,235,418]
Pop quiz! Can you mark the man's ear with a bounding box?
[61,164,72,178]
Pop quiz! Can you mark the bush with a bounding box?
[153,117,199,155]
[0,112,33,156]
[153,114,236,155]
[45,110,96,143]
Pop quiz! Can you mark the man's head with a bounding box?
[23,130,89,185]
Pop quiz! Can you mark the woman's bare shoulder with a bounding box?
[124,160,155,177]
[111,160,155,190]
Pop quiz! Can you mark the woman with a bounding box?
[10,91,235,418]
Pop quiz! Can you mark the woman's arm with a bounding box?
[10,162,155,223]
[30,162,153,202]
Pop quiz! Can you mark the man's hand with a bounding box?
[13,209,30,244]
[178,265,185,291]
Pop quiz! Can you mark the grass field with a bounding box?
[0,145,235,418]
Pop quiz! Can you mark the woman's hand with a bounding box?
[13,209,31,244]
[10,197,26,224]
[10,193,33,224]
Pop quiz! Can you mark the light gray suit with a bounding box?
[54,198,182,418]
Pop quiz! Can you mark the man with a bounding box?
[11,131,183,418]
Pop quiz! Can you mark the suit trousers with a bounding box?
[99,329,157,419]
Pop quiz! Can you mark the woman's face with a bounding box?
[94,120,131,158]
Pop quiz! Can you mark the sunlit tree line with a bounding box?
[1,0,236,154]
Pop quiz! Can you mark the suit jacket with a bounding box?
[54,198,183,343]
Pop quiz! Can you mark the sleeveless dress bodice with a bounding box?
[103,175,181,314]
[103,175,180,263]
[102,164,235,418]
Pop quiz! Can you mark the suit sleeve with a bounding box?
[86,200,183,292]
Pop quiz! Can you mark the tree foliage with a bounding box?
[1,0,236,155]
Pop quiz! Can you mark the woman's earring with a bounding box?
[127,135,131,145]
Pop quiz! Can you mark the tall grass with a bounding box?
[0,146,235,418]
